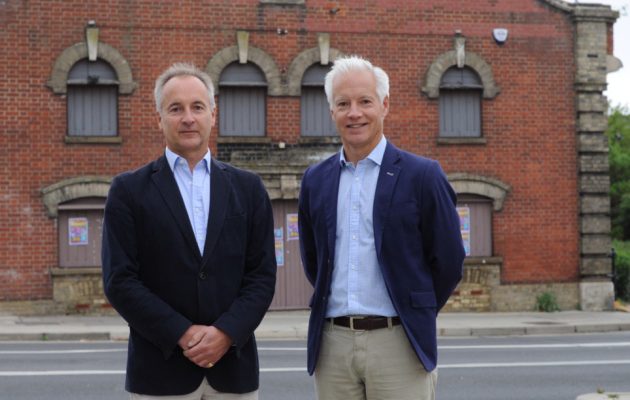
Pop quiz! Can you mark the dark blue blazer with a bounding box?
[298,141,464,374]
[102,155,276,396]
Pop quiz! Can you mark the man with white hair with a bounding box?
[299,56,465,400]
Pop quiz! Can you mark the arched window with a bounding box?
[58,197,106,268]
[67,59,118,137]
[218,62,267,136]
[439,67,482,138]
[301,64,336,137]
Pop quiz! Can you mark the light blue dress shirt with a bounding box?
[326,136,397,318]
[165,147,211,255]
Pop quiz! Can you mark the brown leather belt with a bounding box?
[330,316,401,331]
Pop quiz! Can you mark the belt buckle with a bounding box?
[349,316,364,331]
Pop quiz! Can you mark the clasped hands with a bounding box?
[178,325,233,369]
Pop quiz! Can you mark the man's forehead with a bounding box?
[162,77,210,102]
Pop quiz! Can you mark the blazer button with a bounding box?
[199,271,207,280]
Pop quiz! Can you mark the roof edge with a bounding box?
[540,0,573,12]
[540,0,619,21]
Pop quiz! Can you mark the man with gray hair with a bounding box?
[102,62,276,399]
[299,55,465,399]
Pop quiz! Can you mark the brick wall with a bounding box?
[0,0,616,310]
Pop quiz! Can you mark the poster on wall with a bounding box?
[69,217,89,246]
[274,228,284,267]
[456,206,471,256]
[286,213,299,241]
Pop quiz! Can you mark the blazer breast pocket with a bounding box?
[219,213,247,252]
[388,200,420,227]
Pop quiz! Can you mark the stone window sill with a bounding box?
[260,0,304,4]
[65,136,122,145]
[464,256,503,265]
[298,136,342,145]
[437,137,487,145]
[217,136,272,144]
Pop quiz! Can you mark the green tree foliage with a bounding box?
[606,107,630,240]
[608,108,630,302]
[612,240,630,302]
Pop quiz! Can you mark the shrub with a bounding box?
[535,292,560,312]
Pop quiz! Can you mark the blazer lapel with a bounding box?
[151,155,202,261]
[201,159,230,267]
[325,156,342,257]
[374,142,401,256]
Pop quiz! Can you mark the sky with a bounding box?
[592,0,630,109]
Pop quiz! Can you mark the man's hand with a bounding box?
[178,325,233,368]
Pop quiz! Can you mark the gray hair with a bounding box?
[154,63,215,113]
[324,55,389,110]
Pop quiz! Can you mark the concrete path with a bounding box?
[1,310,629,341]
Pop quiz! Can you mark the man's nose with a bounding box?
[347,102,362,117]
[182,108,195,124]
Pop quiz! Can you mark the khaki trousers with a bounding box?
[314,321,437,400]
[130,378,258,400]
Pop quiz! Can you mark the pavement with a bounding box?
[1,310,630,341]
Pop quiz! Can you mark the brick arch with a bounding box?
[46,42,136,95]
[447,173,511,211]
[41,176,112,217]
[206,46,283,96]
[421,51,500,99]
[286,47,344,96]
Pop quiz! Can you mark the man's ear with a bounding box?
[382,96,390,117]
[211,106,217,127]
[157,111,163,131]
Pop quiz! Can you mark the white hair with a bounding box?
[324,55,389,110]
[154,62,215,113]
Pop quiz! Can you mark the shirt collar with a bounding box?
[339,135,387,167]
[165,147,211,173]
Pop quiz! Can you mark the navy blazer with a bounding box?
[298,141,464,374]
[102,155,276,396]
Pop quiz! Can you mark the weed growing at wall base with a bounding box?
[535,292,560,312]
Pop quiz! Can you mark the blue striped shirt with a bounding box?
[326,136,397,318]
[165,148,211,255]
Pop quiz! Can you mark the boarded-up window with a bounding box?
[301,64,336,136]
[219,62,266,136]
[58,197,105,268]
[269,200,313,310]
[67,59,118,136]
[439,67,482,138]
[457,194,492,257]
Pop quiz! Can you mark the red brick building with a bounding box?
[0,0,621,314]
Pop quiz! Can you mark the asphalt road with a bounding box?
[0,332,629,399]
